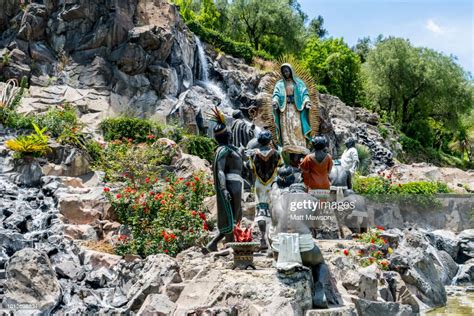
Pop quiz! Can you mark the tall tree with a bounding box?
[352,37,371,63]
[229,0,306,55]
[302,37,363,105]
[308,15,327,38]
[363,37,473,139]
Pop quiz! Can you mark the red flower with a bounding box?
[185,181,191,187]
[376,226,385,231]
[116,193,122,199]
[103,187,110,193]
[343,249,349,256]
[191,211,197,216]
[161,200,166,205]
[145,177,150,183]
[118,234,128,241]
[203,222,209,231]
[199,212,206,221]
[164,249,169,254]
[169,233,176,239]
[194,176,200,182]
[149,191,154,196]
[146,134,155,140]
[165,177,170,182]
[382,238,388,244]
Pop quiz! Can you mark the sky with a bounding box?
[298,0,473,74]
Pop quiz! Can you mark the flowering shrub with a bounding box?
[105,172,214,257]
[339,227,393,271]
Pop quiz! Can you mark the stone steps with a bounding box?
[305,305,357,316]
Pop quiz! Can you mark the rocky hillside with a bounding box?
[0,1,473,315]
[0,0,398,172]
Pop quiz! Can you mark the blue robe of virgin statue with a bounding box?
[272,64,312,154]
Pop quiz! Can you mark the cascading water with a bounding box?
[195,36,209,82]
[194,35,232,110]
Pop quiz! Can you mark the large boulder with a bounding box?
[390,230,447,308]
[126,254,182,312]
[3,248,62,314]
[354,298,413,316]
[175,153,212,179]
[136,294,176,316]
[458,229,474,262]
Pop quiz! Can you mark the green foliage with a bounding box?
[5,123,50,158]
[308,15,327,38]
[353,173,451,209]
[355,144,371,176]
[363,37,473,138]
[97,140,176,183]
[105,173,213,257]
[36,104,79,137]
[187,20,255,63]
[177,0,306,58]
[99,117,163,143]
[181,135,217,163]
[229,0,307,56]
[378,125,388,139]
[301,37,363,105]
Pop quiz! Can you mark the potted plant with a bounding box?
[227,224,260,270]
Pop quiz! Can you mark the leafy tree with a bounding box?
[363,37,473,141]
[196,0,221,29]
[352,37,372,63]
[301,37,363,105]
[229,0,306,56]
[308,15,327,38]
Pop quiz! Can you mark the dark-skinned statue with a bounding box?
[300,136,333,191]
[206,107,243,252]
[269,167,339,308]
[247,130,282,250]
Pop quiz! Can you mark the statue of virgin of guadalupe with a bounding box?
[265,62,320,167]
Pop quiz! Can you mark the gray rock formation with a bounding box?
[3,248,62,314]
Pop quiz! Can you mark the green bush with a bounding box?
[355,144,371,176]
[187,20,255,63]
[36,104,78,137]
[378,126,388,139]
[353,174,451,209]
[98,140,176,182]
[99,117,163,143]
[181,135,217,163]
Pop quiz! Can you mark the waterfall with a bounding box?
[451,264,464,286]
[194,35,232,110]
[195,36,209,82]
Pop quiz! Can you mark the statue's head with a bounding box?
[345,137,356,148]
[311,136,328,150]
[257,130,272,146]
[276,166,296,188]
[209,106,231,145]
[281,64,293,80]
[289,183,306,193]
[232,110,244,119]
[214,124,231,145]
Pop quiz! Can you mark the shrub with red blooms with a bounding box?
[105,171,214,257]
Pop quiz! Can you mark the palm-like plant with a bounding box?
[355,144,372,175]
[5,123,51,157]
